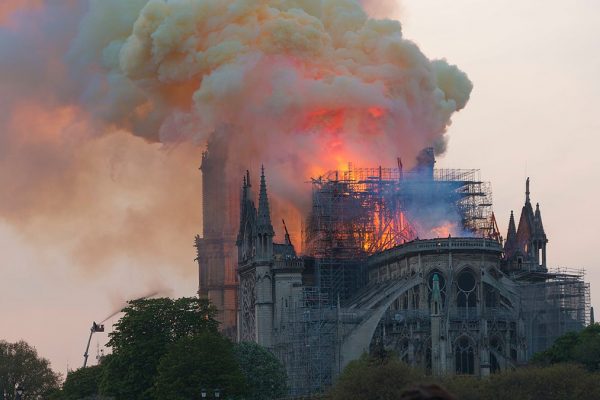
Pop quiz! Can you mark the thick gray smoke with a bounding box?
[0,0,472,271]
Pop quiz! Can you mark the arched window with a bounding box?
[455,336,475,375]
[490,336,503,374]
[456,269,477,308]
[484,283,498,308]
[490,353,500,374]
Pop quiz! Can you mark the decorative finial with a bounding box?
[526,177,530,204]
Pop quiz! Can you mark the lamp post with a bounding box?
[214,389,220,398]
[201,388,207,399]
[14,384,24,400]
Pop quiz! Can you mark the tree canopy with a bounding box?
[329,354,424,400]
[0,340,61,400]
[61,365,103,400]
[532,323,600,371]
[153,333,246,400]
[98,297,218,400]
[234,342,288,400]
[326,352,600,400]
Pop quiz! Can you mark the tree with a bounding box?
[98,297,218,400]
[233,342,287,400]
[61,365,104,400]
[328,354,425,400]
[152,333,246,400]
[532,323,600,371]
[475,364,600,400]
[0,340,61,399]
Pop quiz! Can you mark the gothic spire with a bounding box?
[525,177,530,205]
[504,210,518,257]
[507,210,517,238]
[534,203,546,236]
[257,165,274,235]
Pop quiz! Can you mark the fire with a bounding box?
[430,222,457,238]
[363,208,416,253]
[303,108,346,135]
[368,107,385,118]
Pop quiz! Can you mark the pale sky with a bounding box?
[1,0,599,377]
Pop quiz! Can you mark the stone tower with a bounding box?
[237,167,275,347]
[236,167,303,349]
[194,132,239,339]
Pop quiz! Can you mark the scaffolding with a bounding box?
[517,268,591,357]
[274,287,337,396]
[302,163,497,302]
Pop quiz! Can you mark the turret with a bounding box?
[504,177,549,273]
[533,202,548,268]
[256,166,274,261]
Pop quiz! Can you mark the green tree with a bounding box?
[573,323,600,371]
[532,323,600,371]
[329,354,425,400]
[152,333,246,400]
[99,297,218,400]
[0,340,61,400]
[61,365,104,400]
[233,342,287,400]
[478,364,600,400]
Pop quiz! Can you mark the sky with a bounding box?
[1,0,599,376]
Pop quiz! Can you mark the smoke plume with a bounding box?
[0,0,472,272]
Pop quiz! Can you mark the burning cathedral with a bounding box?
[195,145,590,395]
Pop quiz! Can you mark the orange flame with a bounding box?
[430,222,457,238]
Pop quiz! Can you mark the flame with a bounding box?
[303,108,346,135]
[363,209,416,253]
[430,222,457,238]
[368,107,385,118]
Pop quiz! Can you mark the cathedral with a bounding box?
[196,147,590,395]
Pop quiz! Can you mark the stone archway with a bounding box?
[339,275,422,370]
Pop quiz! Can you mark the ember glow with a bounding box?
[430,222,461,239]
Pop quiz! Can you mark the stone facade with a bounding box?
[226,171,588,394]
[366,238,525,376]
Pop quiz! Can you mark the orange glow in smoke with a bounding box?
[430,222,456,238]
[368,107,385,118]
[304,108,346,135]
[10,103,81,144]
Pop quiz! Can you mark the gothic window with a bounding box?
[425,344,432,374]
[490,353,500,374]
[456,269,477,308]
[490,336,503,374]
[396,338,410,363]
[455,336,475,375]
[484,283,498,308]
